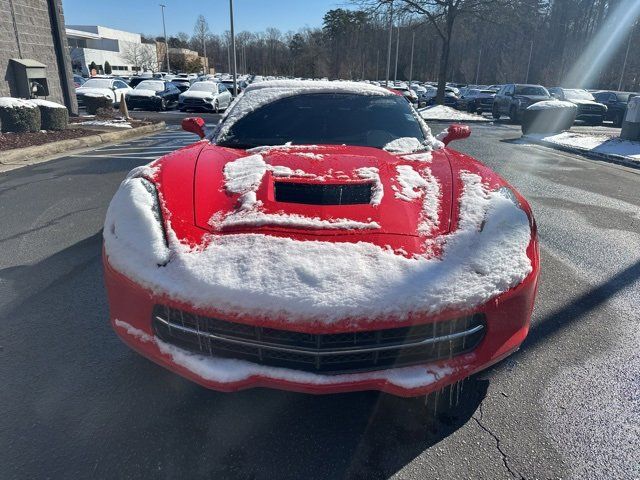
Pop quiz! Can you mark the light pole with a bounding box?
[385,2,393,87]
[160,4,170,72]
[408,30,415,85]
[393,25,400,82]
[525,40,533,83]
[475,47,482,84]
[229,0,238,96]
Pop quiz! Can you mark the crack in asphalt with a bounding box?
[472,402,525,480]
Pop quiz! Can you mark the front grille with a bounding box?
[183,97,207,105]
[274,182,372,205]
[152,305,485,374]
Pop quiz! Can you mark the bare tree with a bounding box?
[121,42,158,73]
[193,14,210,73]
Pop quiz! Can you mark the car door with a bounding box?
[495,85,508,113]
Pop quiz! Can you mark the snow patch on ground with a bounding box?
[419,105,490,122]
[525,131,640,162]
[30,99,66,109]
[116,319,454,388]
[78,120,132,129]
[104,167,532,324]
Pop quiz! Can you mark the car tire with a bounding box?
[510,106,519,124]
[614,112,624,128]
[467,102,476,114]
[492,105,500,119]
[160,98,167,111]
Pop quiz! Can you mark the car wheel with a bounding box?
[509,106,519,123]
[614,112,624,127]
[467,102,476,114]
[160,98,167,111]
[492,105,500,119]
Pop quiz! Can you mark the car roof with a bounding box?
[243,79,392,97]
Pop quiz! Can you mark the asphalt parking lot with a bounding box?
[0,115,638,479]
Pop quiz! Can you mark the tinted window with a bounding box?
[217,93,426,150]
[514,85,549,96]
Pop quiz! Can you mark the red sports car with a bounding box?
[104,80,539,403]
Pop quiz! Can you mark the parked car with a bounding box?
[427,87,459,107]
[125,80,181,111]
[592,90,638,127]
[457,89,497,113]
[103,80,539,407]
[128,76,154,88]
[220,80,243,97]
[75,77,132,107]
[547,88,607,125]
[391,84,419,104]
[174,73,198,85]
[73,74,86,88]
[170,80,191,93]
[179,81,233,112]
[492,84,552,122]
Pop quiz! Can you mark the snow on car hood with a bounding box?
[76,87,114,98]
[129,89,158,98]
[104,166,533,325]
[180,90,216,99]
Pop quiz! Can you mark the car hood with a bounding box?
[569,99,606,108]
[128,89,158,98]
[515,95,550,102]
[172,144,455,256]
[76,87,113,97]
[180,90,215,99]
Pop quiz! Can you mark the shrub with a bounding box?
[31,99,68,130]
[521,101,577,135]
[0,98,41,133]
[84,94,113,115]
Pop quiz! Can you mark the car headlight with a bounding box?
[104,174,170,267]
[205,96,214,101]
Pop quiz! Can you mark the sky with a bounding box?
[61,0,349,36]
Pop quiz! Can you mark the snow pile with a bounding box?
[525,131,640,162]
[526,100,574,111]
[115,319,454,389]
[104,168,532,324]
[210,211,380,230]
[384,137,425,154]
[356,167,383,205]
[0,97,37,109]
[401,152,433,162]
[29,99,67,109]
[104,175,169,268]
[78,120,132,129]
[393,165,441,236]
[128,89,157,98]
[419,105,490,122]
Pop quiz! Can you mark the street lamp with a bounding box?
[229,0,238,96]
[160,4,170,72]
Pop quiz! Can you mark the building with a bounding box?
[0,0,77,112]
[156,43,208,74]
[66,25,157,76]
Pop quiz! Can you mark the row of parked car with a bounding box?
[451,83,636,127]
[73,72,253,113]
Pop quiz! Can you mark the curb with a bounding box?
[0,121,166,167]
[524,136,640,170]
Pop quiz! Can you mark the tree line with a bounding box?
[143,1,639,94]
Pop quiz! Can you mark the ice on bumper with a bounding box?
[104,168,532,324]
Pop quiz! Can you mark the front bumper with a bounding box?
[126,96,161,110]
[179,98,214,111]
[104,247,539,397]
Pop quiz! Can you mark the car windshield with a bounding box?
[81,79,112,89]
[616,92,634,102]
[564,89,595,101]
[135,81,164,91]
[515,85,549,96]
[217,93,426,149]
[188,82,217,92]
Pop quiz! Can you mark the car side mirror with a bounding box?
[182,117,206,138]
[441,124,471,146]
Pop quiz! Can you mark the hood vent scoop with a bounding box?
[274,181,372,205]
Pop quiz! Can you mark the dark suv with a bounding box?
[492,84,551,122]
[592,91,638,127]
[548,88,607,125]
